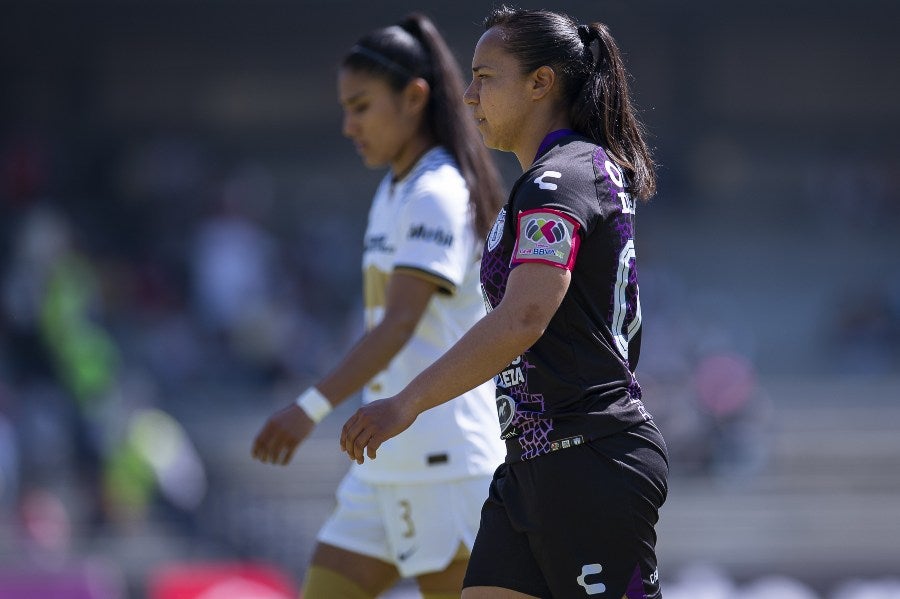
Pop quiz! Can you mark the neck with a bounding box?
[513,112,572,170]
[391,135,436,181]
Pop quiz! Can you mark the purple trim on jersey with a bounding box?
[628,376,643,400]
[534,129,576,162]
[482,139,653,464]
[626,564,647,598]
[593,146,641,377]
[480,222,508,311]
[506,357,555,460]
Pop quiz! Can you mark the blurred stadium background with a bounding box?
[1,0,899,597]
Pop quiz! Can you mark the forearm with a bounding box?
[315,320,415,404]
[340,263,570,464]
[400,303,540,415]
[399,263,571,416]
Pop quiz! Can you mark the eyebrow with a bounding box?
[471,65,492,74]
[340,90,367,106]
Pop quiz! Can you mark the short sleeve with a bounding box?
[392,176,474,294]
[509,165,597,270]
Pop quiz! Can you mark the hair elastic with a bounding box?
[577,24,593,43]
[350,45,414,80]
[577,24,600,64]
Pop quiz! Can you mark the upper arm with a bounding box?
[509,163,596,272]
[392,174,474,295]
[380,270,440,335]
[497,262,571,341]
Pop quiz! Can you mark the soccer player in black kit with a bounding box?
[341,6,668,598]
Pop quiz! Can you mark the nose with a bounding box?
[342,112,355,138]
[463,79,478,106]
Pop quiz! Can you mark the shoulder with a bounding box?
[402,148,468,213]
[513,137,599,209]
[528,136,599,182]
[516,136,631,219]
[407,148,466,196]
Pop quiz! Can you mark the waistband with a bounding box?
[505,433,588,463]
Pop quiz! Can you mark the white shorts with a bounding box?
[316,471,492,578]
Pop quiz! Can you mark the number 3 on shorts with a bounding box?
[398,499,415,538]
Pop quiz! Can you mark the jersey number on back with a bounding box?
[611,239,641,361]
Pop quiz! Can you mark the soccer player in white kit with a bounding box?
[251,13,506,599]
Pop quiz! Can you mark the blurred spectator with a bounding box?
[692,350,772,481]
[17,487,73,566]
[637,265,772,481]
[0,133,50,210]
[103,407,207,531]
[0,403,18,514]
[828,283,900,375]
[188,165,285,378]
[1,204,120,525]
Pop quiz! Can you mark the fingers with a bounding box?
[340,411,379,464]
[251,423,273,461]
[366,436,381,460]
[340,413,361,459]
[276,439,300,466]
[342,418,365,464]
[251,421,298,465]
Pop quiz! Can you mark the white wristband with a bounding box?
[295,387,333,424]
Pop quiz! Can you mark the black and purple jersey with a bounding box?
[481,131,654,461]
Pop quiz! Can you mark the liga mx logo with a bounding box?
[487,208,506,251]
[525,217,566,245]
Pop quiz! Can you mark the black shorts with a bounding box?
[463,421,668,598]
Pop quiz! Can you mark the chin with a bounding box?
[479,131,497,149]
[482,136,504,152]
[361,155,384,169]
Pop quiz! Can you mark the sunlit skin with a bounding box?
[463,26,571,170]
[338,68,434,178]
[339,25,580,467]
[339,25,640,599]
[253,34,500,598]
[250,69,442,470]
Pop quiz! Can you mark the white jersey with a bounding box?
[355,147,504,483]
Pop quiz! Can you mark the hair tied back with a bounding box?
[577,24,592,43]
[350,44,414,80]
[577,24,600,64]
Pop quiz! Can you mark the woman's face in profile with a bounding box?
[338,68,420,170]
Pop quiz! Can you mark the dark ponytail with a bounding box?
[343,14,504,238]
[484,7,657,200]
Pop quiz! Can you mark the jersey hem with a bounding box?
[394,264,457,295]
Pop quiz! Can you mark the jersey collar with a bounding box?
[533,129,576,163]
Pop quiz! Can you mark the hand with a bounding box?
[340,395,418,464]
[251,404,315,465]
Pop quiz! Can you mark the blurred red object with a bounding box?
[148,562,297,599]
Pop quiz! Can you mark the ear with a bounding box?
[402,77,431,114]
[530,66,557,101]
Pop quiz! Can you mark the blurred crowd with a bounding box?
[1,124,898,597]
[0,131,365,575]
